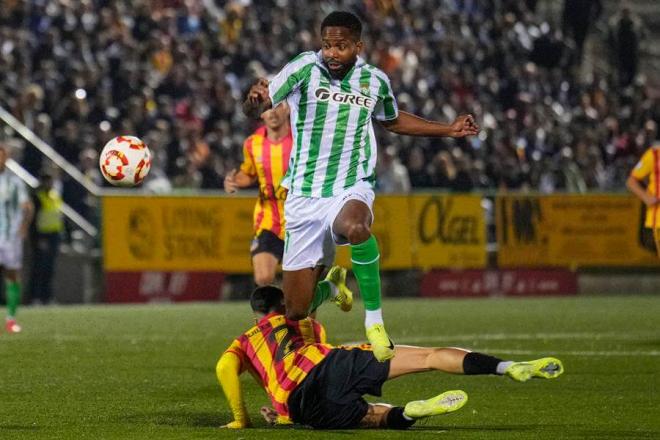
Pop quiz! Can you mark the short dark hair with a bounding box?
[321,11,362,40]
[250,285,285,315]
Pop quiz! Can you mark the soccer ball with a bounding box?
[99,136,152,187]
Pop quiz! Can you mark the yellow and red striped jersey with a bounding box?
[224,313,332,420]
[631,144,660,228]
[240,126,292,240]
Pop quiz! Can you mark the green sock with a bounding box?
[6,281,20,318]
[308,280,332,314]
[351,235,382,311]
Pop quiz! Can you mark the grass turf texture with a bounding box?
[1,296,659,439]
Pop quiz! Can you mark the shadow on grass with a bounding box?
[413,425,659,438]
[120,413,660,438]
[122,410,223,428]
[0,424,40,431]
[632,339,660,347]
[122,411,364,434]
[411,424,539,432]
[571,430,659,439]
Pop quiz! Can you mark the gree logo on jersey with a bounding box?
[314,87,374,108]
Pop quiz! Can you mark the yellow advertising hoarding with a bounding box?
[335,196,414,270]
[333,194,487,269]
[411,194,487,269]
[103,193,487,272]
[497,194,659,267]
[103,196,255,272]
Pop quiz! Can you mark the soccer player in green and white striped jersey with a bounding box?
[0,143,33,334]
[244,11,478,361]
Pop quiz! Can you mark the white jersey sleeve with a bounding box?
[372,70,399,122]
[268,52,317,108]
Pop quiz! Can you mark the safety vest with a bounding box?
[36,189,64,234]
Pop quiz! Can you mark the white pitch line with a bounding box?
[8,332,660,357]
[337,343,660,357]
[339,332,660,357]
[453,348,660,357]
[339,331,658,344]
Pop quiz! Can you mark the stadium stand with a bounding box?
[0,0,657,208]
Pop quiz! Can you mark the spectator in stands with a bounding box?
[377,146,411,194]
[562,0,603,64]
[431,151,457,190]
[11,84,45,131]
[431,150,474,193]
[406,146,433,189]
[558,147,588,193]
[607,6,645,87]
[0,0,655,201]
[22,113,52,177]
[532,156,560,194]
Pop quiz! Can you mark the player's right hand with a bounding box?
[247,78,270,104]
[224,169,239,193]
[449,114,479,137]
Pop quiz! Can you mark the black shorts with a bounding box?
[250,230,284,261]
[640,227,659,254]
[288,348,390,429]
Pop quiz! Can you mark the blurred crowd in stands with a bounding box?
[0,0,655,218]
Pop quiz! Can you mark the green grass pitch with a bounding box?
[1,295,659,439]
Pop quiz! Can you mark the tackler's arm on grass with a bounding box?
[216,351,251,429]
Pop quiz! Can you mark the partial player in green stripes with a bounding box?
[0,143,34,334]
[243,11,479,361]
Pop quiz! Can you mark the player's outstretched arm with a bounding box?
[242,78,273,120]
[380,111,479,138]
[216,351,251,429]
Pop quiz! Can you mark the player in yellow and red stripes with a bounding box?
[627,143,660,256]
[224,103,292,285]
[216,286,564,430]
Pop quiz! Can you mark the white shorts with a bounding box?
[0,239,23,270]
[282,180,375,271]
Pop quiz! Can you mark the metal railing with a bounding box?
[0,106,102,196]
[0,105,100,237]
[6,158,98,237]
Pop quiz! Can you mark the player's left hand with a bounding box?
[450,114,479,138]
[220,419,250,429]
[260,406,278,425]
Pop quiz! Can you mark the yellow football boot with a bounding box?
[505,357,564,382]
[404,390,468,420]
[366,323,394,362]
[325,266,353,312]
